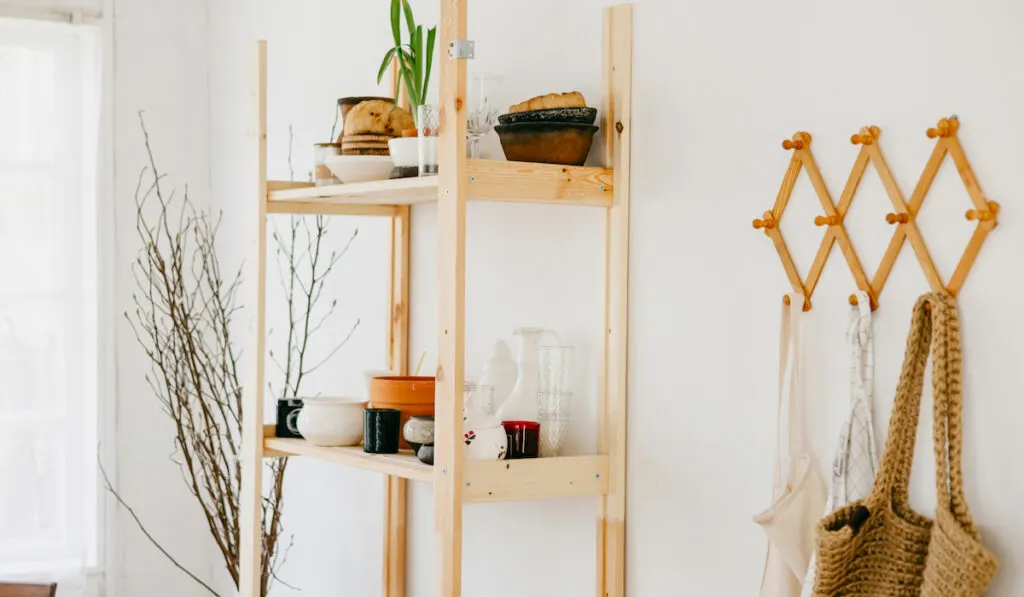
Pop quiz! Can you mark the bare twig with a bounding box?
[100,459,222,597]
[119,113,359,596]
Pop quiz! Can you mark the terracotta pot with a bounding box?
[369,376,435,449]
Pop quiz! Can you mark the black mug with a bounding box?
[276,399,304,439]
[364,408,401,454]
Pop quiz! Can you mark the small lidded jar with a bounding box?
[313,142,342,186]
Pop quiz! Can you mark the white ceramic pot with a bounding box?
[296,397,368,447]
[388,137,419,168]
[324,155,393,183]
[463,412,507,461]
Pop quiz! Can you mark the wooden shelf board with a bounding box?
[266,159,613,212]
[263,437,608,503]
[263,438,433,483]
[464,455,609,503]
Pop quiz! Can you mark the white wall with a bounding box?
[107,0,219,594]
[115,0,1024,596]
[630,0,1023,595]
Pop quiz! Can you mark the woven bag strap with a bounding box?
[872,293,978,535]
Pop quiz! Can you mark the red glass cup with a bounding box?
[502,420,540,459]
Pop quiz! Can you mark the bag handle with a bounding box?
[872,293,977,534]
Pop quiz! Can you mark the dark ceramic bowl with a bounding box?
[497,107,598,126]
[495,122,599,166]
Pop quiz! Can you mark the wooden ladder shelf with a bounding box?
[236,5,634,597]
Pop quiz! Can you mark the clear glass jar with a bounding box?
[313,142,341,186]
[417,104,439,176]
[464,383,495,416]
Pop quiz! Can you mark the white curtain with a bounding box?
[0,17,100,589]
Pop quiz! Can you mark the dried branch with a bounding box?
[100,460,222,597]
[116,113,360,596]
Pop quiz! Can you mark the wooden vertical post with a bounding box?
[598,6,632,597]
[238,40,268,597]
[435,0,469,595]
[383,205,411,597]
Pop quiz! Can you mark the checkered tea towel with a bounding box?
[800,291,878,596]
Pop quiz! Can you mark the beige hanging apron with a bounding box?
[754,294,827,597]
[800,290,878,596]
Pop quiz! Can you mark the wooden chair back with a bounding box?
[0,583,57,597]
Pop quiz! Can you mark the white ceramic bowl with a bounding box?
[324,155,393,184]
[387,137,419,168]
[296,397,368,447]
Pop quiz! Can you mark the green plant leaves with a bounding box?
[380,0,437,123]
[402,0,415,37]
[377,47,397,84]
[390,0,401,47]
[423,27,436,102]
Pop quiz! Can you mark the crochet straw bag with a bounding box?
[812,293,997,596]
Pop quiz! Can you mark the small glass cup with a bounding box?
[464,383,495,416]
[502,420,540,459]
[467,73,503,158]
[417,104,439,177]
[313,142,341,186]
[538,346,574,394]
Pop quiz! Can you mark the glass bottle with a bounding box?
[496,327,561,423]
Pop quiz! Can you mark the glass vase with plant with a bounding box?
[377,0,437,132]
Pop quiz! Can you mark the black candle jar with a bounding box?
[364,408,401,454]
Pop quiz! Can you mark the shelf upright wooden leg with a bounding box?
[383,205,411,597]
[238,39,269,597]
[598,6,632,597]
[435,0,469,595]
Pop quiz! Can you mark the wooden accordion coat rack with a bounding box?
[752,117,999,310]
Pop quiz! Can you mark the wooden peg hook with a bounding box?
[782,132,811,151]
[782,295,810,311]
[814,215,839,226]
[966,201,999,222]
[885,212,909,224]
[848,292,878,310]
[752,211,776,230]
[927,116,959,139]
[850,126,880,146]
